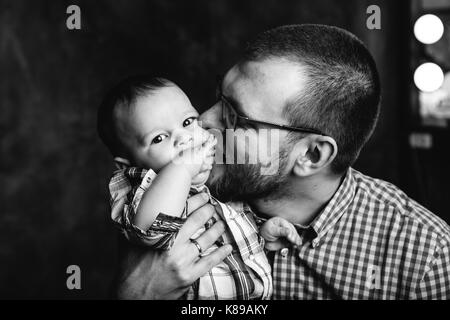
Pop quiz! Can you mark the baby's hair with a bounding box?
[97,75,174,157]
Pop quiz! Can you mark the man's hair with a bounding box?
[242,24,381,174]
[97,75,173,157]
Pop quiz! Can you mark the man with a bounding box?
[114,24,450,299]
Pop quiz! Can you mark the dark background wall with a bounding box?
[0,0,447,299]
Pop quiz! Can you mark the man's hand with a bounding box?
[114,193,232,300]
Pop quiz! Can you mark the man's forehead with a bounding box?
[222,58,307,119]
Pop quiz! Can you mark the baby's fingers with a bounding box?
[202,135,217,149]
[276,227,300,246]
[204,155,214,166]
[200,157,214,171]
[265,240,287,251]
[285,229,302,246]
[276,226,292,238]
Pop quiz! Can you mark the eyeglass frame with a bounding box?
[219,93,328,136]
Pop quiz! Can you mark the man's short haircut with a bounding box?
[97,75,173,157]
[243,24,381,174]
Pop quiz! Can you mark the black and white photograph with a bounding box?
[1,0,450,304]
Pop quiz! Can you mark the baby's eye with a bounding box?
[151,134,167,144]
[183,117,197,127]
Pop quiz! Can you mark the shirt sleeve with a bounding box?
[109,167,155,227]
[411,242,450,299]
[109,167,186,250]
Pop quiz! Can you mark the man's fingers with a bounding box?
[176,203,215,243]
[190,220,226,258]
[193,244,232,278]
[186,193,209,215]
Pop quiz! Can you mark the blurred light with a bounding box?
[414,14,444,44]
[414,62,444,92]
[419,72,450,119]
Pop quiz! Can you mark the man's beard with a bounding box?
[208,146,291,203]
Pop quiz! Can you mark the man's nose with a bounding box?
[199,102,225,130]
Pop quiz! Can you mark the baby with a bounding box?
[97,75,300,300]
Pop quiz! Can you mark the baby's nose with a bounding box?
[174,130,194,148]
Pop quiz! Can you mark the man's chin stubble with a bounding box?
[207,162,290,203]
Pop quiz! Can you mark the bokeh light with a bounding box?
[414,62,444,92]
[414,14,444,44]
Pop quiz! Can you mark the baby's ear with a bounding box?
[114,157,131,169]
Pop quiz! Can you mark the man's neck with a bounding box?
[249,173,344,226]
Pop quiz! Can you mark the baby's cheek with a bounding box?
[147,145,177,171]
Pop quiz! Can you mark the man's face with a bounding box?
[200,58,308,201]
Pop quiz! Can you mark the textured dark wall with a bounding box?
[0,0,445,299]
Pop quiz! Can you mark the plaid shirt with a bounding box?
[254,168,450,299]
[108,166,272,300]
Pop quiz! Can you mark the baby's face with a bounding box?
[116,85,211,182]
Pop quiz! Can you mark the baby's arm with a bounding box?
[133,163,192,231]
[260,216,302,251]
[133,135,216,232]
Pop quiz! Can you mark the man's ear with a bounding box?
[291,135,338,177]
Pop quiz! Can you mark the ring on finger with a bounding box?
[190,238,203,255]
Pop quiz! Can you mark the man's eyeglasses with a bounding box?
[219,93,327,136]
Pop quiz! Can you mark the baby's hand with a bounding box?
[260,217,302,251]
[174,134,217,178]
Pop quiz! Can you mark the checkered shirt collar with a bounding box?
[308,168,356,246]
[250,168,355,247]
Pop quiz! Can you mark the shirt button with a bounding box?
[249,254,255,260]
[280,248,289,257]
